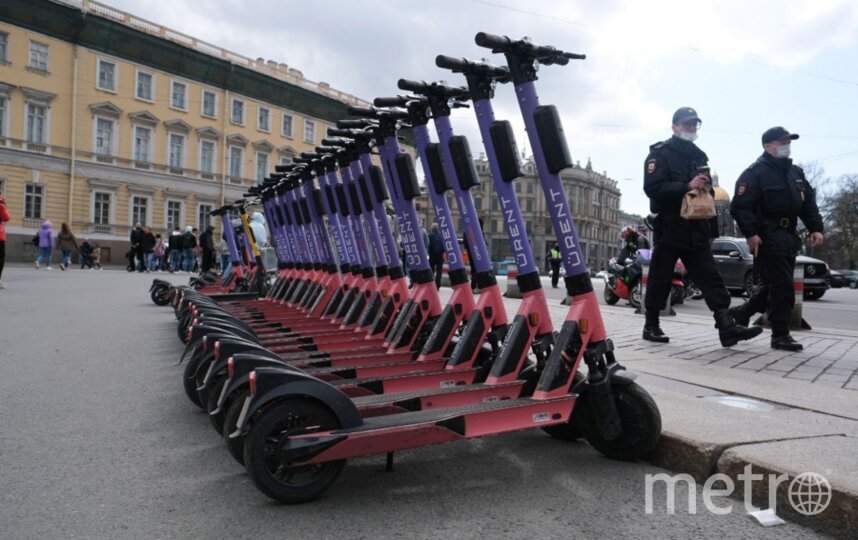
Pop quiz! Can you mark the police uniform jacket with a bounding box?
[730,153,823,257]
[643,136,718,249]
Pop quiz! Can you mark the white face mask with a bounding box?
[678,130,698,142]
[776,144,791,158]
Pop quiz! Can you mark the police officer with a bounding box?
[549,242,562,288]
[642,107,763,347]
[729,127,824,351]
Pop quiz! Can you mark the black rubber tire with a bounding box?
[243,399,345,504]
[604,284,619,305]
[629,281,642,310]
[743,271,763,298]
[669,284,684,306]
[223,388,250,465]
[541,372,586,441]
[151,285,171,306]
[182,353,206,409]
[803,289,824,301]
[207,375,228,433]
[577,381,662,461]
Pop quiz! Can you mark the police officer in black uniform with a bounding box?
[642,107,763,347]
[729,127,824,351]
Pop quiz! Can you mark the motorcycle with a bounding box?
[605,249,684,309]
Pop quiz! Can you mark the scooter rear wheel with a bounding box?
[151,284,171,306]
[244,399,345,504]
[577,381,661,461]
[629,282,642,309]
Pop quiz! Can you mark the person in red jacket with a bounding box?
[0,192,10,288]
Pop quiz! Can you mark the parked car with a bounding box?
[711,237,830,300]
[830,269,858,289]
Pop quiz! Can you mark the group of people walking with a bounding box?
[32,221,102,271]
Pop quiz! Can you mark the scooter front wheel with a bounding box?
[629,282,642,309]
[577,381,661,461]
[151,284,171,306]
[244,399,345,504]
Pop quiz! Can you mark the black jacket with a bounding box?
[643,136,718,249]
[199,227,216,253]
[140,232,156,252]
[730,153,823,257]
[129,227,144,248]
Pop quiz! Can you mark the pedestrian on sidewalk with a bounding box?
[35,220,54,270]
[199,225,216,274]
[729,127,825,351]
[129,222,145,272]
[91,242,102,269]
[141,226,156,272]
[0,191,10,288]
[549,243,562,288]
[56,223,79,271]
[152,233,166,271]
[79,239,94,269]
[428,224,444,289]
[642,106,762,347]
[181,226,196,272]
[167,226,182,272]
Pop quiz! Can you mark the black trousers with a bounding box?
[746,254,795,331]
[0,240,5,280]
[201,250,215,273]
[645,243,730,315]
[430,257,443,289]
[550,261,561,288]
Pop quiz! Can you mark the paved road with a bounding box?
[0,267,831,539]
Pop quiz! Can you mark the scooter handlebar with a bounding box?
[436,54,511,81]
[321,137,350,147]
[347,105,378,118]
[475,32,586,63]
[337,119,375,129]
[374,95,411,107]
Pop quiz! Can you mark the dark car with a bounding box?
[830,269,858,289]
[711,237,830,300]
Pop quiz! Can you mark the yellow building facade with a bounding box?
[0,0,368,262]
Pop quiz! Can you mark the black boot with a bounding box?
[643,311,669,343]
[728,303,753,327]
[715,309,764,347]
[772,334,803,351]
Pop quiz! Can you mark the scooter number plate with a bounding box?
[532,412,550,423]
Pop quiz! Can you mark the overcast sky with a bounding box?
[106,0,858,217]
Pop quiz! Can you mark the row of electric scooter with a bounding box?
[150,32,663,504]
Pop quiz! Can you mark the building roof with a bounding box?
[713,186,730,202]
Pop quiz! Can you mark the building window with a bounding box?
[202,90,217,118]
[229,146,243,182]
[198,204,213,231]
[231,99,244,124]
[166,200,182,230]
[255,152,269,183]
[0,97,6,138]
[0,33,8,63]
[303,119,315,143]
[26,103,47,144]
[282,114,293,137]
[526,182,534,194]
[93,192,111,225]
[29,41,48,72]
[258,107,270,132]
[132,196,148,226]
[279,155,292,166]
[95,118,114,156]
[168,133,185,169]
[170,81,187,110]
[526,199,534,212]
[474,197,482,209]
[136,71,153,101]
[133,126,151,163]
[200,140,216,174]
[24,183,43,219]
[97,59,117,92]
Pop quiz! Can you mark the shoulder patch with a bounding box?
[646,159,656,174]
[737,182,748,196]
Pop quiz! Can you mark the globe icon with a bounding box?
[788,472,832,516]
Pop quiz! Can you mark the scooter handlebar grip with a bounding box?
[300,152,321,159]
[337,119,373,129]
[435,55,470,72]
[321,138,349,147]
[347,105,377,118]
[374,96,410,107]
[397,78,429,93]
[475,32,512,51]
